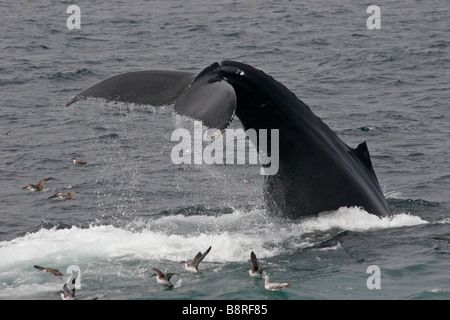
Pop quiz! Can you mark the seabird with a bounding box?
[433,236,450,244]
[262,274,292,291]
[23,178,53,192]
[58,290,77,300]
[48,191,78,200]
[5,129,11,136]
[180,246,212,273]
[150,268,179,288]
[34,265,63,280]
[59,271,78,300]
[244,251,278,278]
[72,158,87,165]
[243,178,251,183]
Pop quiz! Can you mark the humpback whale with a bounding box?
[66,61,390,218]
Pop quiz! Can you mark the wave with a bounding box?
[0,207,427,269]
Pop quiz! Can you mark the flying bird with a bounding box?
[34,265,63,280]
[244,251,278,278]
[180,246,212,273]
[23,178,53,192]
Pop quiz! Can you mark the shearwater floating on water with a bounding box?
[48,191,78,200]
[262,275,291,291]
[150,268,180,288]
[72,158,87,165]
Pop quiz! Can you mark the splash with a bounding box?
[0,207,427,270]
[300,206,427,233]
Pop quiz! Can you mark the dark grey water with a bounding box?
[0,0,449,300]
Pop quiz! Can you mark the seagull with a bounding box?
[262,275,292,291]
[72,158,87,165]
[59,271,79,300]
[433,236,450,243]
[150,268,179,288]
[5,129,11,136]
[244,251,278,278]
[48,192,78,200]
[34,265,63,280]
[180,246,212,273]
[23,178,53,192]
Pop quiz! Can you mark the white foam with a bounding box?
[0,207,427,274]
[300,206,427,233]
[0,211,280,272]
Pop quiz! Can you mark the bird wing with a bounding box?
[62,271,78,297]
[63,283,75,298]
[37,178,52,189]
[34,265,45,271]
[153,268,164,278]
[49,268,63,277]
[166,273,179,281]
[192,246,212,267]
[250,251,259,272]
[191,252,202,265]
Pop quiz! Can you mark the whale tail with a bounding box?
[66,61,390,218]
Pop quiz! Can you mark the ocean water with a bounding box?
[0,0,449,300]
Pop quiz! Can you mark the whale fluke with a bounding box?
[66,70,196,107]
[66,61,390,218]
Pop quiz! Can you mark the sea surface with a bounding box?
[0,0,449,300]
